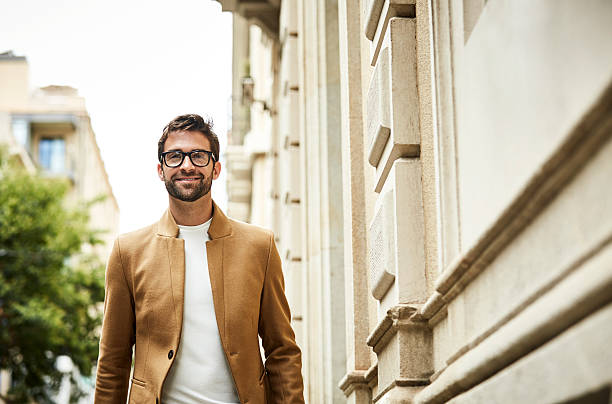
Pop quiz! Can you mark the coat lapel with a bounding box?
[206,201,233,346]
[206,237,225,343]
[157,210,185,335]
[166,237,185,334]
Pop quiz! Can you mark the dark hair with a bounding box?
[158,114,220,163]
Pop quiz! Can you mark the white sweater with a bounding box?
[161,218,239,404]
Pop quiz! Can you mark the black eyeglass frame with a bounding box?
[160,149,216,168]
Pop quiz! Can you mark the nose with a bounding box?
[179,154,195,170]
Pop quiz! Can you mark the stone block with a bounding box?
[393,160,426,304]
[366,46,391,168]
[366,18,420,193]
[281,35,299,93]
[281,88,300,148]
[369,159,427,303]
[376,386,423,404]
[369,187,396,300]
[373,317,432,400]
[279,0,298,43]
[226,178,252,203]
[286,260,303,318]
[365,0,416,67]
[286,146,300,202]
[282,201,302,261]
[345,386,371,404]
[226,201,250,223]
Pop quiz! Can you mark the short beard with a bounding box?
[163,170,212,202]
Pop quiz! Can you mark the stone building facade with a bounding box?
[215,1,612,403]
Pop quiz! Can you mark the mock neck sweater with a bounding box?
[161,218,239,404]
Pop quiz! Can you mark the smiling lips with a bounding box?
[174,176,203,183]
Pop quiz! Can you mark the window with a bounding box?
[11,118,29,147]
[38,137,66,174]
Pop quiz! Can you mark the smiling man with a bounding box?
[94,114,304,404]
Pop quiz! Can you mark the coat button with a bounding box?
[168,350,174,360]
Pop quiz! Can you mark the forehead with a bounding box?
[164,130,211,151]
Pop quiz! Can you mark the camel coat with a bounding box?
[94,202,304,404]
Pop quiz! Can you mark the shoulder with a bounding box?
[228,218,274,248]
[115,222,158,252]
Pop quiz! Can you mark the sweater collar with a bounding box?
[156,199,232,239]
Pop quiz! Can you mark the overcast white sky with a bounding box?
[0,0,232,233]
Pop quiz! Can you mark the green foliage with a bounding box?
[0,151,105,403]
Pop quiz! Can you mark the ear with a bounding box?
[157,163,164,181]
[212,161,221,180]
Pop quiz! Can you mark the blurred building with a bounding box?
[216,1,612,403]
[0,50,119,260]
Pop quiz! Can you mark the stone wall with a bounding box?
[220,0,612,402]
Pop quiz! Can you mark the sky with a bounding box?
[0,0,232,232]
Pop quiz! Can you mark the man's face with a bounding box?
[157,130,220,202]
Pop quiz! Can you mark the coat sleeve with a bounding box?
[94,238,135,404]
[258,233,305,403]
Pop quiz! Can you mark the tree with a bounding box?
[0,151,105,403]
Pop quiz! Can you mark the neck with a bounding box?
[168,194,213,226]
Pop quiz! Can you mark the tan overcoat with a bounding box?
[94,202,304,404]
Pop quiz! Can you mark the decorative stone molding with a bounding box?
[419,80,612,323]
[415,235,612,403]
[367,305,432,402]
[338,370,369,397]
[448,305,612,404]
[338,364,379,398]
[365,363,378,389]
[373,379,429,403]
[366,304,418,353]
[413,82,612,403]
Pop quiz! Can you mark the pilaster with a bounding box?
[363,1,432,402]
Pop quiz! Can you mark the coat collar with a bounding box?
[156,199,232,239]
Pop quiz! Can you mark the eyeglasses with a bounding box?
[160,150,215,168]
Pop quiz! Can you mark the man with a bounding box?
[94,114,304,404]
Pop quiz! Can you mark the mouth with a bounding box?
[174,177,202,183]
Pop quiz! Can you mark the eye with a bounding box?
[190,151,210,165]
[165,152,183,164]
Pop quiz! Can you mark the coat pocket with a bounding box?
[129,378,155,403]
